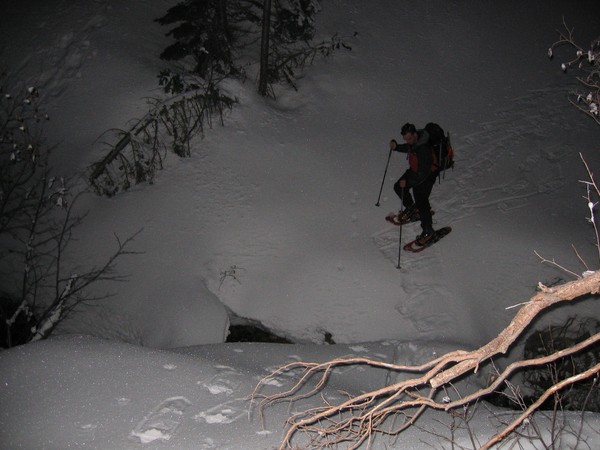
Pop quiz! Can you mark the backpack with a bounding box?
[424,122,454,174]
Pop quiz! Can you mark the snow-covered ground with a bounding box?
[1,0,600,448]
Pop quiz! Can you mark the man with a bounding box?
[389,123,437,245]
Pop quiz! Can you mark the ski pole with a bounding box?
[397,188,404,269]
[375,146,393,206]
[437,144,442,184]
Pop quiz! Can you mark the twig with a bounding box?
[534,250,581,279]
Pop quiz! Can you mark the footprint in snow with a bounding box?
[76,422,98,440]
[116,397,131,406]
[349,345,369,353]
[200,376,240,395]
[194,398,247,425]
[259,377,284,387]
[203,383,234,395]
[130,396,191,444]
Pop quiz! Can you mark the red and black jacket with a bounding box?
[392,130,436,186]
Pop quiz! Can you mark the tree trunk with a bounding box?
[216,0,231,44]
[258,0,272,96]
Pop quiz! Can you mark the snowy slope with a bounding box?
[2,1,600,348]
[1,0,600,346]
[3,335,600,449]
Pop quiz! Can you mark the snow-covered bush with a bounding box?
[549,21,600,125]
[88,78,236,195]
[0,71,138,347]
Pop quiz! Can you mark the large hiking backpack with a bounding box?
[424,122,454,175]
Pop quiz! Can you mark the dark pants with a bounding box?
[394,171,437,234]
[393,172,414,210]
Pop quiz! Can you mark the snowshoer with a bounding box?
[389,123,437,246]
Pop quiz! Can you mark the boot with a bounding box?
[398,205,417,222]
[415,229,435,246]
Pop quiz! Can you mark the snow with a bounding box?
[1,0,600,448]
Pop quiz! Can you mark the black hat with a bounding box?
[401,123,417,135]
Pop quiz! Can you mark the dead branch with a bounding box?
[534,250,582,279]
[253,271,600,449]
[88,83,235,196]
[482,361,600,449]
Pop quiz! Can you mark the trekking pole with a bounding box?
[375,146,393,206]
[397,189,404,269]
[437,144,443,184]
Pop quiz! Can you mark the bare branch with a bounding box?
[481,361,600,449]
[1,72,143,347]
[254,272,600,449]
[534,250,581,279]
